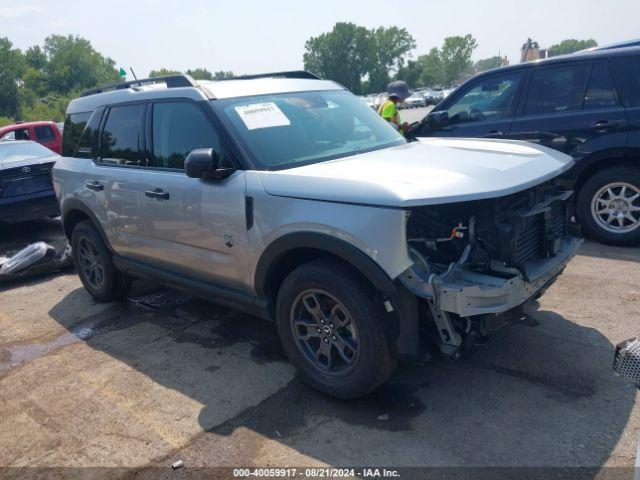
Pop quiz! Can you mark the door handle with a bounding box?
[485,130,505,138]
[144,188,170,200]
[85,181,104,191]
[590,120,618,130]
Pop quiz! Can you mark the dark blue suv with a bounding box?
[416,46,640,246]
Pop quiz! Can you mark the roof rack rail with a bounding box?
[81,74,196,97]
[230,70,321,81]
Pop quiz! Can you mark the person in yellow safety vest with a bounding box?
[378,80,412,136]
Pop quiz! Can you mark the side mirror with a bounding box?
[426,111,449,129]
[185,148,234,180]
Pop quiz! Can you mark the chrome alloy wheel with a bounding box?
[591,182,640,233]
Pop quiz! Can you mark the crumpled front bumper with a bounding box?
[399,235,582,317]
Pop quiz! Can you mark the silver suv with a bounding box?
[53,72,582,398]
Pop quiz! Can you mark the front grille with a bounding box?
[513,199,569,265]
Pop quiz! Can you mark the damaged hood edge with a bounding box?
[258,138,575,208]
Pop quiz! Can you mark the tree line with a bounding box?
[0,35,233,126]
[303,23,597,94]
[0,29,597,126]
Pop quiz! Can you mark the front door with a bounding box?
[138,100,250,290]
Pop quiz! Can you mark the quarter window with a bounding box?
[611,55,640,108]
[525,64,590,115]
[446,72,523,124]
[151,102,219,170]
[99,104,145,166]
[583,63,619,109]
[62,112,91,156]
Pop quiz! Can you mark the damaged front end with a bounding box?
[399,181,582,355]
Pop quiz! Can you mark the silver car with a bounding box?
[53,72,581,398]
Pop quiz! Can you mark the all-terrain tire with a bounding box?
[276,259,396,399]
[71,220,130,302]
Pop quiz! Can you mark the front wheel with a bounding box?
[276,259,396,399]
[576,166,640,246]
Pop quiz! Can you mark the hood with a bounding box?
[258,138,575,207]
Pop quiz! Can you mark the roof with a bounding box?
[472,44,640,78]
[66,72,344,115]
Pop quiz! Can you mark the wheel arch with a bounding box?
[573,153,640,196]
[254,232,420,358]
[60,199,113,252]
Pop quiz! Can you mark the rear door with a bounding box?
[80,103,147,259]
[138,100,249,290]
[507,60,628,160]
[418,70,525,138]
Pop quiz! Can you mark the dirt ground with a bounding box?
[0,219,638,479]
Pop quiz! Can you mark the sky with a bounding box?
[1,0,639,78]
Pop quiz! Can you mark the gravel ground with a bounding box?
[0,214,638,480]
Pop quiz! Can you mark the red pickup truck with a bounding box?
[0,121,62,154]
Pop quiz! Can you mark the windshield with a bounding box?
[213,90,405,170]
[0,141,54,163]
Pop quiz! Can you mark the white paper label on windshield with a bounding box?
[234,102,290,130]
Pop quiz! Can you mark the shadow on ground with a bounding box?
[46,282,638,474]
[577,239,640,263]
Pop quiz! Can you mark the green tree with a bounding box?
[43,35,119,93]
[213,70,235,80]
[25,45,47,70]
[395,59,423,88]
[474,56,504,73]
[367,26,416,92]
[440,34,477,85]
[417,48,445,87]
[149,68,181,78]
[0,37,25,118]
[186,68,214,80]
[303,22,372,94]
[548,38,597,56]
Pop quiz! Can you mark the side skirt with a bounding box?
[112,255,270,320]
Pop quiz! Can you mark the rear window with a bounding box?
[525,64,590,115]
[34,125,56,142]
[62,112,92,156]
[98,104,144,166]
[611,55,640,107]
[583,63,619,109]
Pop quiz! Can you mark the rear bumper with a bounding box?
[399,235,582,317]
[0,191,59,223]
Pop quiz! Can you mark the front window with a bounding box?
[446,72,523,124]
[213,90,405,170]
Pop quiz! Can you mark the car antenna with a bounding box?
[129,68,138,80]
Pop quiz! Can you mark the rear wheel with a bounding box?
[576,167,640,246]
[71,220,130,302]
[276,259,396,399]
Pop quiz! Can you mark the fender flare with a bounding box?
[60,199,113,252]
[254,232,397,298]
[254,232,419,358]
